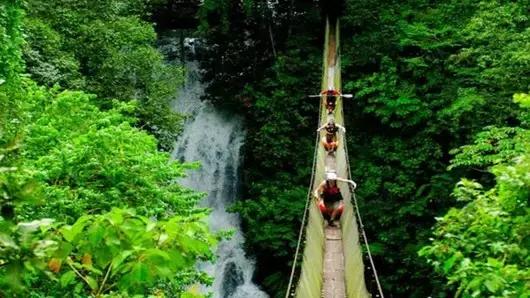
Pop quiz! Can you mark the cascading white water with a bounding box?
[171,59,269,298]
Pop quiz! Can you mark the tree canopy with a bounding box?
[1,1,215,297]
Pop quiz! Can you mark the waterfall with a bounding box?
[170,54,268,297]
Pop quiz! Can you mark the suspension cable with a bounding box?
[352,187,385,298]
[342,110,385,298]
[284,98,323,298]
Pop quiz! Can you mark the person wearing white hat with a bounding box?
[313,171,356,226]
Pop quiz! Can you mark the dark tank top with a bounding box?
[323,183,342,202]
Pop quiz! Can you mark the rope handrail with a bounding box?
[342,111,385,298]
[351,188,385,298]
[284,95,323,298]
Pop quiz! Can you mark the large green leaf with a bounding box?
[59,271,76,288]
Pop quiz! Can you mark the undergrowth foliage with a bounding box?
[420,95,530,297]
[0,2,216,297]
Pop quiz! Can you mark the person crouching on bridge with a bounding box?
[321,89,341,114]
[313,172,356,226]
[317,119,345,152]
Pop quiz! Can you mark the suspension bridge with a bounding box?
[285,14,385,298]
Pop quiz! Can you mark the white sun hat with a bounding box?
[325,171,338,181]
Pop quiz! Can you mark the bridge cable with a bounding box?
[342,117,385,298]
[284,98,323,298]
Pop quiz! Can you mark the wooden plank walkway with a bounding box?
[322,224,346,298]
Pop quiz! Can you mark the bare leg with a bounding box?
[330,201,344,222]
[331,141,338,152]
[330,208,339,222]
[323,140,333,151]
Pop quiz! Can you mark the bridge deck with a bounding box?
[322,225,346,298]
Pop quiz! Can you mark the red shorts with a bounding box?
[318,200,343,218]
[322,140,338,151]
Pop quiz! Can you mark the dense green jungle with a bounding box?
[0,0,528,297]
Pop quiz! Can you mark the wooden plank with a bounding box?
[322,225,346,298]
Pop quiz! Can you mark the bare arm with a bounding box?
[336,177,357,190]
[313,181,325,199]
[316,124,327,132]
[336,124,346,133]
[312,187,318,199]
